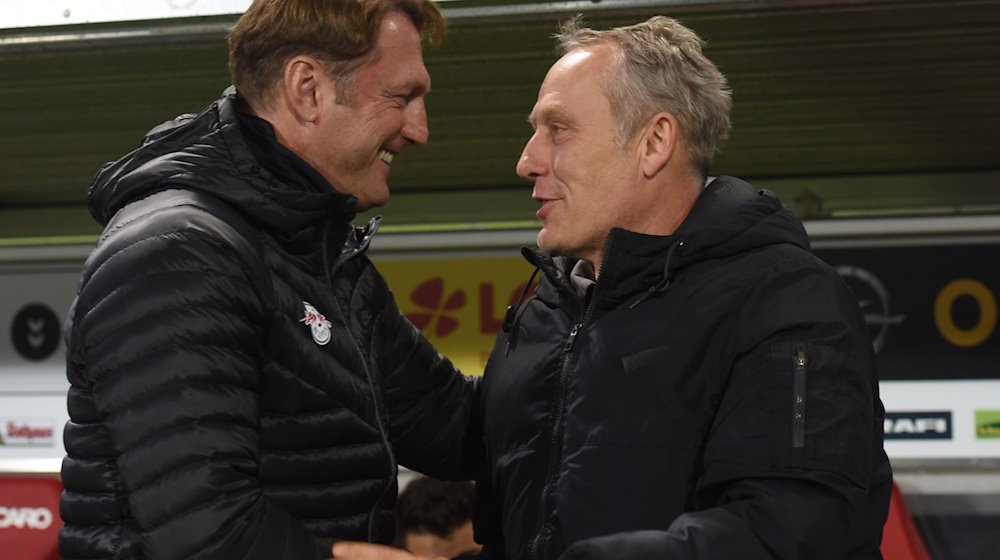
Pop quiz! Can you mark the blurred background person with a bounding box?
[395,477,482,559]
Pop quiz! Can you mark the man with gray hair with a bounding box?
[471,14,891,559]
[332,14,892,560]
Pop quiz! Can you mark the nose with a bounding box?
[402,99,429,146]
[516,132,544,181]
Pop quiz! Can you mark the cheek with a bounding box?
[552,142,609,180]
[371,107,404,134]
[549,151,581,193]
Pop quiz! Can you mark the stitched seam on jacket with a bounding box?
[259,441,383,457]
[126,453,255,496]
[138,482,254,546]
[260,477,388,491]
[102,378,256,419]
[264,358,350,407]
[117,420,259,487]
[86,265,250,345]
[87,225,219,285]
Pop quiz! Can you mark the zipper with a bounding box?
[529,277,600,557]
[329,217,381,279]
[341,318,397,541]
[528,322,581,559]
[528,243,610,559]
[792,343,808,449]
[324,217,395,542]
[563,324,580,352]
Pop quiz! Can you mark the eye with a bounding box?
[388,91,415,107]
[549,123,565,136]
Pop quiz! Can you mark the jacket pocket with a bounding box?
[770,340,871,487]
[579,344,705,449]
[791,342,807,450]
[621,344,671,373]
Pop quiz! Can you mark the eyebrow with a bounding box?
[527,103,568,130]
[403,78,430,97]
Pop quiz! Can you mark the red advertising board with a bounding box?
[0,476,61,559]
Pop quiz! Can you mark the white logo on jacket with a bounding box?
[300,301,332,346]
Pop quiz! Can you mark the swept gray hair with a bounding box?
[556,15,732,175]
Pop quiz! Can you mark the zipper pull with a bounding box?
[563,324,581,352]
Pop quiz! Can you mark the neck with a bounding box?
[635,174,703,236]
[591,174,703,280]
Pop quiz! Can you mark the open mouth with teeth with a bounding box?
[379,150,395,164]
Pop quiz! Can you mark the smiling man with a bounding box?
[59,1,478,559]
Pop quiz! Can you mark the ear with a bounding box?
[639,112,679,178]
[281,55,331,125]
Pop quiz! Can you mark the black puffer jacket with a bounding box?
[60,88,475,560]
[475,178,892,559]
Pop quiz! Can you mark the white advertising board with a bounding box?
[0,0,252,29]
[0,262,77,473]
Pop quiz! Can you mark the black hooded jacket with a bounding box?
[475,178,892,559]
[59,88,476,560]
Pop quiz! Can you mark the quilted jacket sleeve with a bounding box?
[62,224,324,560]
[370,265,480,481]
[558,260,891,560]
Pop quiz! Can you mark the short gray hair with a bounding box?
[556,15,732,175]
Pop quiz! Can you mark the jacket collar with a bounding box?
[524,176,809,311]
[88,87,373,274]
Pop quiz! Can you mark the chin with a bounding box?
[356,188,391,212]
[368,194,390,210]
[536,231,558,254]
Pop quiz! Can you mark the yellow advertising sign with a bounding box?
[375,255,537,376]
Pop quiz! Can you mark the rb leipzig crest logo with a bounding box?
[300,301,332,346]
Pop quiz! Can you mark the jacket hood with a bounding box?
[670,175,809,264]
[600,175,808,277]
[87,87,355,238]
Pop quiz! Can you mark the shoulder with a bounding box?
[79,188,268,302]
[722,243,868,349]
[99,188,256,252]
[708,241,840,297]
